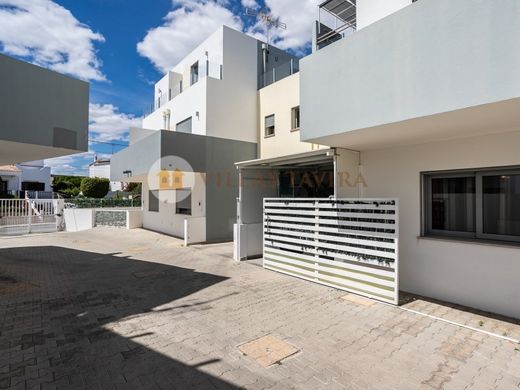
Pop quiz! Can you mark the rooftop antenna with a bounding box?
[245,8,287,47]
[244,8,287,74]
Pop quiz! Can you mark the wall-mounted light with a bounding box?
[196,111,200,119]
[123,170,132,177]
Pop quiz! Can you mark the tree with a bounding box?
[123,182,141,195]
[52,175,84,198]
[80,178,110,198]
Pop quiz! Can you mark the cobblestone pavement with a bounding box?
[0,228,519,390]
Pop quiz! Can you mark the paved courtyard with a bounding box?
[0,228,519,389]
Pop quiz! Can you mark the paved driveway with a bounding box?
[0,228,519,389]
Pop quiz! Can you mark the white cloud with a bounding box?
[0,0,105,81]
[249,0,320,54]
[44,104,141,175]
[88,103,142,143]
[137,0,243,73]
[44,153,92,175]
[241,0,258,9]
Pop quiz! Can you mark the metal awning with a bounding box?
[319,0,356,25]
[235,149,334,169]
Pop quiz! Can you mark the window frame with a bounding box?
[422,167,520,243]
[291,106,300,131]
[148,190,159,212]
[175,188,192,215]
[190,62,199,86]
[264,114,275,138]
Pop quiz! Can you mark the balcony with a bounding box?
[300,0,520,150]
[0,54,88,164]
[144,61,223,116]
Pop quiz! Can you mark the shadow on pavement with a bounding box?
[0,246,239,389]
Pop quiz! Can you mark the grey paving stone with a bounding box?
[0,228,519,390]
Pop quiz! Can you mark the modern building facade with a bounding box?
[0,54,89,165]
[299,0,520,318]
[111,26,298,243]
[89,158,122,193]
[0,160,52,196]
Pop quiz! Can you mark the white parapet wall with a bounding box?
[64,208,143,232]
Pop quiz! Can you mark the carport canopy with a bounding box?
[235,148,335,170]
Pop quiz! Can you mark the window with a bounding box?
[423,168,520,242]
[190,62,199,85]
[176,117,192,134]
[176,189,191,215]
[291,106,300,130]
[21,181,45,191]
[264,114,275,137]
[149,190,159,212]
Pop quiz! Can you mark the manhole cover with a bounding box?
[238,334,299,367]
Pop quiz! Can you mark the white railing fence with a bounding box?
[0,198,63,235]
[263,198,399,304]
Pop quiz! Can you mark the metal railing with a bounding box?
[0,198,63,235]
[144,61,223,116]
[259,58,299,89]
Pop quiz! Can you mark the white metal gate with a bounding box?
[263,198,399,304]
[0,199,62,235]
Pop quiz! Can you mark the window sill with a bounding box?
[264,134,275,139]
[290,127,300,132]
[418,234,520,249]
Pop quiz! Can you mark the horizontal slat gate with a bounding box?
[263,198,399,304]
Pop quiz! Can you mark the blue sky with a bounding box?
[0,0,319,175]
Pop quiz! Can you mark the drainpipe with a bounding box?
[262,43,268,75]
[333,150,338,199]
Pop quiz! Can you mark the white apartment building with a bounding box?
[88,158,122,192]
[0,54,89,165]
[111,26,298,243]
[292,0,520,318]
[0,160,51,196]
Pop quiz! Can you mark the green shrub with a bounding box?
[80,178,110,198]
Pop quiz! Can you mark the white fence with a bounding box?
[263,198,399,304]
[0,199,63,235]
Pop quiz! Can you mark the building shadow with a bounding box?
[0,246,242,389]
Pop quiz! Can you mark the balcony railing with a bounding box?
[259,58,299,89]
[143,61,223,116]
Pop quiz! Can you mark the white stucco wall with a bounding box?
[142,173,206,240]
[258,73,324,159]
[141,26,259,144]
[205,27,259,143]
[19,164,51,191]
[142,78,208,134]
[342,130,520,318]
[357,0,413,29]
[89,163,122,192]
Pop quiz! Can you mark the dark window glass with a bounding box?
[190,62,199,85]
[176,189,191,215]
[176,117,192,133]
[265,114,275,137]
[149,190,159,212]
[431,177,475,232]
[482,174,520,237]
[291,106,300,129]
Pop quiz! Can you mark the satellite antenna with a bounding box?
[245,8,287,75]
[244,8,287,47]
